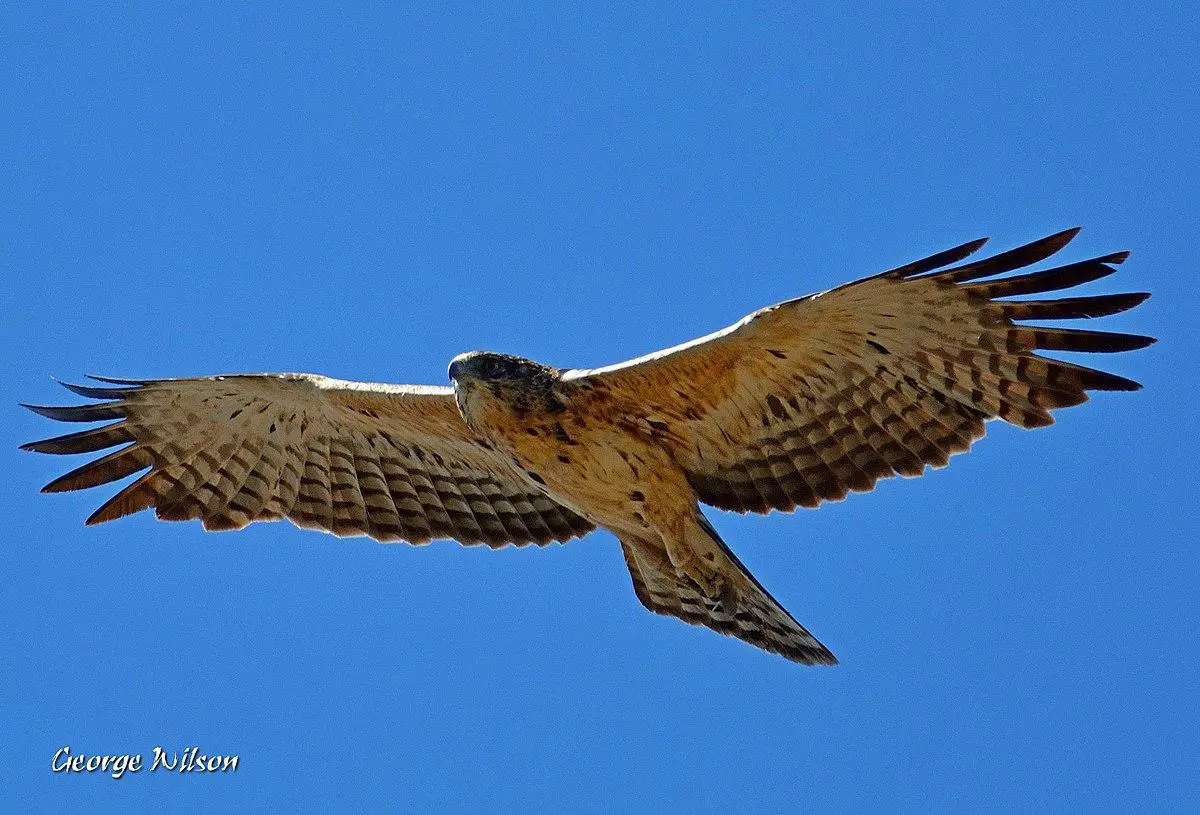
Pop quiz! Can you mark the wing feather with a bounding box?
[22,374,595,547]
[567,230,1153,514]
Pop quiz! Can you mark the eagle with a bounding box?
[22,229,1153,664]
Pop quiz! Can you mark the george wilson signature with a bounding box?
[52,745,239,778]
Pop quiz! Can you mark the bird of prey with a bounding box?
[22,229,1153,664]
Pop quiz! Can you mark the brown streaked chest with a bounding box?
[462,384,687,527]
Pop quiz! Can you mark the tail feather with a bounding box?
[620,511,836,665]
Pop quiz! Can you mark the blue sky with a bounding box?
[3,2,1196,812]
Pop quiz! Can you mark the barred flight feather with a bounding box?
[22,374,594,547]
[566,229,1153,516]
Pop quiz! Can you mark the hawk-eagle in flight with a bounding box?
[22,229,1153,664]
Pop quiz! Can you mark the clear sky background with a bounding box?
[3,2,1196,812]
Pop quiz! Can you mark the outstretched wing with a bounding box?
[22,374,594,546]
[566,229,1154,514]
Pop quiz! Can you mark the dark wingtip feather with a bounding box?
[1014,327,1158,354]
[883,236,990,279]
[1022,226,1083,260]
[1095,375,1144,392]
[84,500,131,525]
[51,377,135,399]
[85,374,153,386]
[1053,225,1083,245]
[1041,358,1146,392]
[966,257,1124,299]
[1001,292,1151,321]
[19,402,125,422]
[85,476,159,525]
[947,237,991,261]
[929,228,1084,284]
[19,423,133,455]
[39,447,152,493]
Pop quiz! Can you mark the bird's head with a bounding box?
[448,351,566,420]
[448,351,550,386]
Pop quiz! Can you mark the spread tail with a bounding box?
[620,511,836,665]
